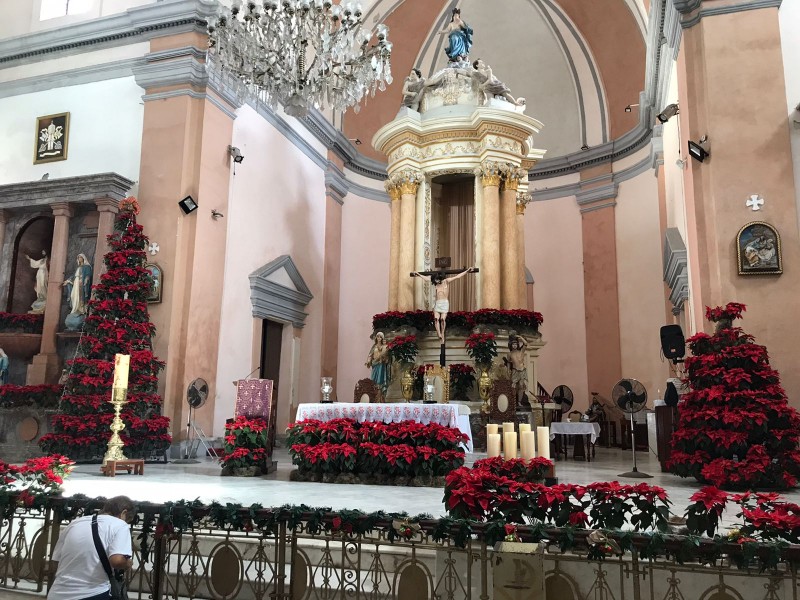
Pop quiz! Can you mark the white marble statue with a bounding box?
[401,69,427,111]
[63,253,93,317]
[471,59,526,107]
[25,250,49,313]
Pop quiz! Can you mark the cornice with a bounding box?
[0,173,135,209]
[678,0,782,28]
[0,0,216,67]
[324,161,349,205]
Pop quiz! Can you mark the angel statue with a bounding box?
[439,8,473,64]
[472,59,526,107]
[401,69,426,111]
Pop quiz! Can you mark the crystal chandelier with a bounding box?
[207,0,393,117]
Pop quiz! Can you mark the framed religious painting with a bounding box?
[145,263,163,303]
[736,222,782,275]
[34,112,70,164]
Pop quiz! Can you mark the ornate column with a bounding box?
[500,169,524,308]
[516,193,531,307]
[386,182,402,310]
[93,198,120,285]
[28,202,73,384]
[394,170,422,311]
[478,162,503,309]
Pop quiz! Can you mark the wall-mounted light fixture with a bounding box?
[228,146,244,163]
[178,195,198,214]
[657,103,679,123]
[687,136,709,162]
[348,138,362,146]
[211,209,224,220]
[624,103,640,113]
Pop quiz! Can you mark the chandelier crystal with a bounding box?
[207,0,393,117]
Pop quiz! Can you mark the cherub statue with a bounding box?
[471,59,526,107]
[401,68,427,111]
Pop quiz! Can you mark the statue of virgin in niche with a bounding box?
[439,8,473,64]
[63,253,93,330]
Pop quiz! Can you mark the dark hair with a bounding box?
[412,68,422,78]
[103,496,135,518]
[450,7,461,19]
[431,273,445,285]
[472,59,481,70]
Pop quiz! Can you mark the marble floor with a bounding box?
[60,447,800,528]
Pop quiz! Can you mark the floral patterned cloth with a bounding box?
[295,402,460,429]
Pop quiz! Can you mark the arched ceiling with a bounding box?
[344,0,646,164]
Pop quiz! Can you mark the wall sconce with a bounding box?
[178,195,198,214]
[624,103,639,113]
[211,209,224,220]
[228,146,244,164]
[348,138,362,146]
[657,103,679,123]
[688,136,709,162]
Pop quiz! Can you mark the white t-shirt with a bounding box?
[48,514,132,600]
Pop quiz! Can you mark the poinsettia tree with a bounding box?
[39,197,171,461]
[668,303,800,489]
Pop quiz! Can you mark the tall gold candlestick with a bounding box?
[103,354,130,465]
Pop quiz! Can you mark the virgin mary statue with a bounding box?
[440,8,473,63]
[63,253,93,330]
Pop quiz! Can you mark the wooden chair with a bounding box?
[354,379,385,404]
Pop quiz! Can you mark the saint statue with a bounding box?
[366,332,390,395]
[63,253,93,330]
[439,8,473,63]
[471,59,526,107]
[0,348,9,385]
[25,250,49,313]
[401,69,427,111]
[503,334,530,408]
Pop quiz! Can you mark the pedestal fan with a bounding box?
[173,378,216,464]
[551,385,574,421]
[612,378,652,478]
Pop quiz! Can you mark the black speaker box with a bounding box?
[660,324,685,360]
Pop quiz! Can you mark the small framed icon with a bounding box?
[34,112,70,164]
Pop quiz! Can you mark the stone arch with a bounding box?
[7,216,53,313]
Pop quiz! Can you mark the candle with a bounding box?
[113,354,130,389]
[537,426,550,460]
[521,431,536,460]
[519,423,531,434]
[504,432,518,459]
[487,424,499,436]
[502,422,515,435]
[487,434,501,458]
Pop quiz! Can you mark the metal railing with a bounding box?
[1,497,797,600]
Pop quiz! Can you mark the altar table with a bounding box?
[549,422,602,462]
[295,403,473,452]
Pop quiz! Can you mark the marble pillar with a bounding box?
[479,164,502,309]
[500,171,523,308]
[386,183,401,310]
[516,193,530,307]
[93,198,119,286]
[395,171,421,311]
[28,202,73,384]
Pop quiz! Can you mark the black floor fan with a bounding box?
[173,378,214,464]
[612,378,652,478]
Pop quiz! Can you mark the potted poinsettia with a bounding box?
[221,415,269,476]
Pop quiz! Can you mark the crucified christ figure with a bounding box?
[412,267,478,342]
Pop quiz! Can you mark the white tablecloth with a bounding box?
[550,422,602,444]
[295,403,473,452]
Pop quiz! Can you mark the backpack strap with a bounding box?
[91,514,114,580]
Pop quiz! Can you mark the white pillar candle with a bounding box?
[519,423,531,434]
[487,424,499,436]
[502,422,515,435]
[487,434,502,458]
[504,432,518,459]
[113,354,130,389]
[521,431,536,460]
[537,426,551,460]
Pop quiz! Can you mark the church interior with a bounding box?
[1,0,800,598]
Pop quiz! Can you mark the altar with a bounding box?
[295,402,473,452]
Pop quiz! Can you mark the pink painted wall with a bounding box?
[336,192,391,403]
[615,171,670,402]
[214,105,327,435]
[525,196,590,409]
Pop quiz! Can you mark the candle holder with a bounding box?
[423,375,435,404]
[320,377,334,403]
[103,387,128,464]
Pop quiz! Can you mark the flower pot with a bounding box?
[232,466,261,477]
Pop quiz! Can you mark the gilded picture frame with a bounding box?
[145,263,163,303]
[736,221,782,276]
[489,379,517,422]
[34,112,70,164]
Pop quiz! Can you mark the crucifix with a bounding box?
[411,257,479,365]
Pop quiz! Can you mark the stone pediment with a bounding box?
[249,255,313,328]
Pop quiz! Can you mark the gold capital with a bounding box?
[385,182,401,202]
[516,192,531,215]
[399,180,420,196]
[389,169,423,197]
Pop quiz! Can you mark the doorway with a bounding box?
[260,319,283,448]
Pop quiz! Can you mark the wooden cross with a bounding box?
[410,257,480,278]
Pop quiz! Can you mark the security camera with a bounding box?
[657,103,679,123]
[228,146,244,164]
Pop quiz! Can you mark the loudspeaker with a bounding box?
[660,324,685,360]
[664,381,680,407]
